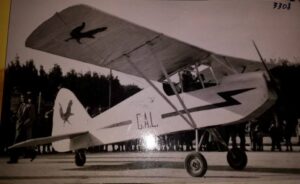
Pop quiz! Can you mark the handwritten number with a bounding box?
[273,2,291,10]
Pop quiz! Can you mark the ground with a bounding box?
[0,150,299,184]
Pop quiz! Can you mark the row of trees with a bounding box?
[0,56,141,152]
[271,62,300,119]
[3,56,141,109]
[3,56,300,120]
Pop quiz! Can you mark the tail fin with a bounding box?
[52,88,91,151]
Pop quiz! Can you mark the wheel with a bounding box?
[227,148,247,170]
[75,151,86,166]
[185,152,207,177]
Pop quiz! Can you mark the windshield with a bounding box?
[162,65,219,96]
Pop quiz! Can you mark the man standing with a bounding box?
[269,114,282,151]
[7,94,26,163]
[22,93,36,142]
[7,92,36,163]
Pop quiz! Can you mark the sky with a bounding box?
[6,0,300,88]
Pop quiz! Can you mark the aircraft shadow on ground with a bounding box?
[64,160,300,175]
[65,161,184,171]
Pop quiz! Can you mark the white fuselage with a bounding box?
[87,72,276,145]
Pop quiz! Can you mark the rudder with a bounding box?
[52,88,90,151]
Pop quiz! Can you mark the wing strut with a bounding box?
[124,55,194,128]
[147,44,197,129]
[146,42,199,151]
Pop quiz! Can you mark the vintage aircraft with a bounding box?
[9,4,277,177]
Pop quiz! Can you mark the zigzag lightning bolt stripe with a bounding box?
[161,88,255,119]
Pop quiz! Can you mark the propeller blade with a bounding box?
[252,40,279,92]
[252,41,273,80]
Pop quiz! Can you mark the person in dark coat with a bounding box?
[269,114,282,151]
[283,117,298,151]
[7,93,37,163]
[7,94,26,163]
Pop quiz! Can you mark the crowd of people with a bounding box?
[82,117,300,153]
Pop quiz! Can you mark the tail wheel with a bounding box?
[227,148,247,170]
[185,152,207,177]
[75,151,86,166]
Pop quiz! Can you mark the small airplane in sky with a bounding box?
[9,4,277,177]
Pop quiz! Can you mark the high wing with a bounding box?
[26,4,264,81]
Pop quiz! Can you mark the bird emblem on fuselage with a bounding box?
[59,100,74,125]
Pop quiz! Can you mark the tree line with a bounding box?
[0,56,141,152]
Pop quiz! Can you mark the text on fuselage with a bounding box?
[136,112,158,130]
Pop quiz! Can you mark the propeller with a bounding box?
[252,40,279,92]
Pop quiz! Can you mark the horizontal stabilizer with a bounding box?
[8,131,88,149]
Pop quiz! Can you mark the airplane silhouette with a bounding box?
[65,22,107,44]
[59,100,74,125]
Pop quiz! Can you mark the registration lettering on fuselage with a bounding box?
[136,112,158,130]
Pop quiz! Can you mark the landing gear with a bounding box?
[227,148,247,170]
[184,128,248,177]
[75,150,86,166]
[185,152,207,177]
[185,129,208,177]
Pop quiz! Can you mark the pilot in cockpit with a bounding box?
[182,69,205,92]
[182,70,194,92]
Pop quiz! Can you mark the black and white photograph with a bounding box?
[0,0,300,183]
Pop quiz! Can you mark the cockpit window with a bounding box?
[198,66,218,88]
[162,65,219,96]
